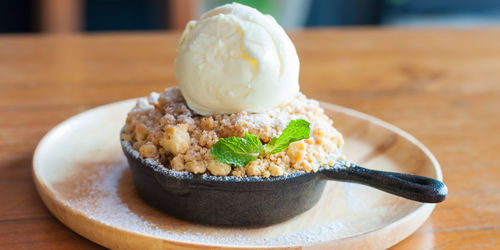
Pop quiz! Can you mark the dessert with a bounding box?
[123,88,343,177]
[119,3,446,226]
[122,3,344,177]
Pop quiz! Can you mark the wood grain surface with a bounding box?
[0,29,499,249]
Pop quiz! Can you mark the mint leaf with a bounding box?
[210,132,263,167]
[210,119,311,168]
[263,119,310,155]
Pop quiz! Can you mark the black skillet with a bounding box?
[121,137,447,226]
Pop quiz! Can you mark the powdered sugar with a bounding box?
[237,96,320,133]
[124,87,344,177]
[56,156,390,247]
[131,98,154,112]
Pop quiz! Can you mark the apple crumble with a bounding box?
[121,87,343,177]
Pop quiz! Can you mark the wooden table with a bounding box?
[0,29,499,249]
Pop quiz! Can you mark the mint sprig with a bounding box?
[210,132,263,167]
[263,119,310,155]
[210,119,310,167]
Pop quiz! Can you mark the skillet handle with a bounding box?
[320,161,447,203]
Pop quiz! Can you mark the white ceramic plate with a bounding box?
[33,99,442,249]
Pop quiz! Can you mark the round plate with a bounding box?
[33,99,442,249]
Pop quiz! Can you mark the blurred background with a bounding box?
[2,0,500,33]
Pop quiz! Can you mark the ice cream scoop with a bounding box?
[174,3,300,115]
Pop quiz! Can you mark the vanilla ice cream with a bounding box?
[174,3,300,115]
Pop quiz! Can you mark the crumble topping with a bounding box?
[122,87,343,177]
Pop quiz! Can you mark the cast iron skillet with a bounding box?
[121,137,447,226]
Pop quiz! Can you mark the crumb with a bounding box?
[124,87,344,177]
